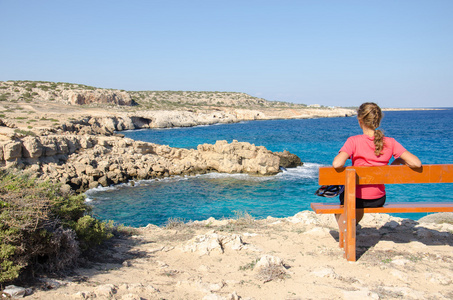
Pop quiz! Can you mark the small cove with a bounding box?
[87,109,453,226]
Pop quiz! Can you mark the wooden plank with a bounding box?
[359,202,453,213]
[311,202,453,214]
[345,169,356,262]
[311,203,344,214]
[318,164,453,185]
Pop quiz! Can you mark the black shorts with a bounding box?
[339,192,386,208]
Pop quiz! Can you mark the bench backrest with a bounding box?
[319,164,453,185]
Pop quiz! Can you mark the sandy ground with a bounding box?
[19,211,453,300]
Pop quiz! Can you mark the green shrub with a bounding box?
[74,216,113,251]
[0,171,113,284]
[0,243,21,283]
[13,129,36,137]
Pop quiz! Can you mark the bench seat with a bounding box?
[311,202,453,214]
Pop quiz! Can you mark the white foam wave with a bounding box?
[120,128,148,133]
[85,162,325,201]
[197,172,274,182]
[84,175,194,200]
[84,182,134,202]
[277,162,325,180]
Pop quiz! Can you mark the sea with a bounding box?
[86,108,453,227]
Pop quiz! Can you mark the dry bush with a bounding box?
[0,170,112,285]
[164,217,186,229]
[256,263,288,283]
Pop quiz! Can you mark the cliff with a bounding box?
[0,80,355,138]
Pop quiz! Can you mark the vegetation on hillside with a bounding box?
[129,90,306,110]
[0,170,113,286]
[0,80,307,110]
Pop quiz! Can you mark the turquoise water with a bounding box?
[86,109,453,227]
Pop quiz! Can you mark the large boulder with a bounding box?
[3,141,22,160]
[22,137,43,158]
[196,140,280,175]
[276,150,303,168]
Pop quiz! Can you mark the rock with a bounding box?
[2,285,32,298]
[193,217,229,227]
[181,232,244,255]
[122,260,132,267]
[95,284,116,297]
[38,278,65,289]
[73,291,95,299]
[391,258,410,266]
[255,255,284,270]
[3,141,22,160]
[22,137,43,158]
[134,141,155,154]
[419,212,453,224]
[198,140,281,175]
[117,117,136,130]
[40,137,58,156]
[88,181,99,189]
[121,293,142,300]
[287,211,322,225]
[275,150,303,168]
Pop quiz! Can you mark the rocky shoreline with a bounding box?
[1,134,302,192]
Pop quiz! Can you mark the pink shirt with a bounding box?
[339,135,407,199]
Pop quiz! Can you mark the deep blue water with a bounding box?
[86,108,453,226]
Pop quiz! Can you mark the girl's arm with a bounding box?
[391,151,422,168]
[332,151,349,169]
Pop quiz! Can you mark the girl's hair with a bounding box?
[357,102,385,156]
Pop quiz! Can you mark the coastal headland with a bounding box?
[0,80,353,192]
[1,81,452,299]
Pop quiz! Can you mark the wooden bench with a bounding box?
[311,164,453,261]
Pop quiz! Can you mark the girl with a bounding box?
[333,102,421,223]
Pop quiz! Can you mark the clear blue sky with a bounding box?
[1,0,452,108]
